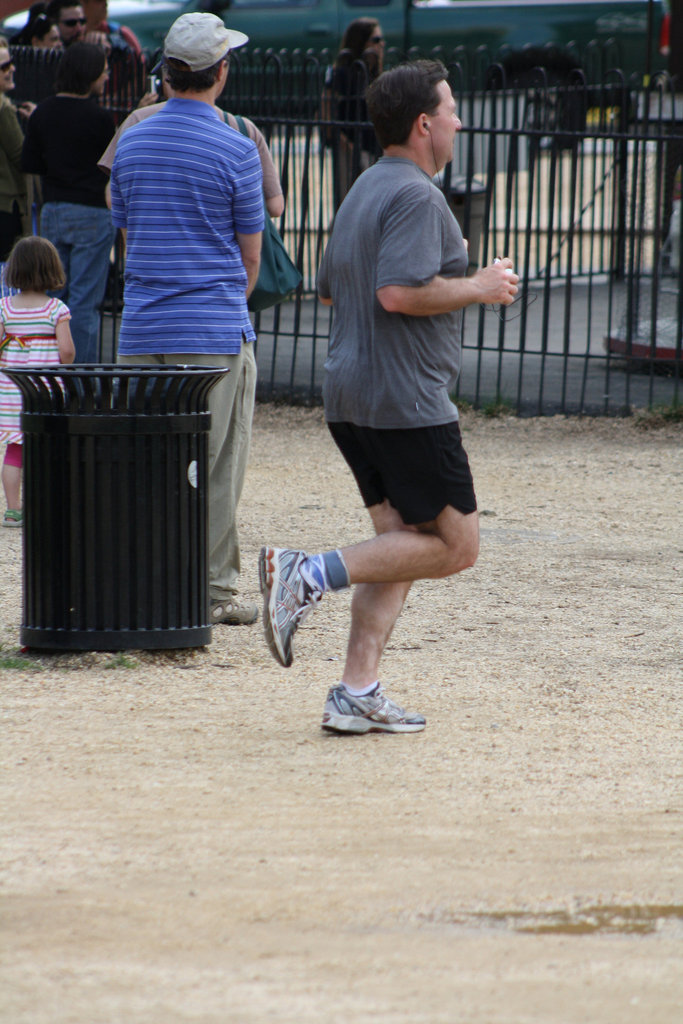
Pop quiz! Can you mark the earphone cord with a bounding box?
[429,130,443,188]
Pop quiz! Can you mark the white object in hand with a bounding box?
[493,258,514,276]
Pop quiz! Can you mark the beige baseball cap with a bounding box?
[163,13,248,72]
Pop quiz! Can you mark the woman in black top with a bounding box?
[323,18,385,208]
[22,41,114,362]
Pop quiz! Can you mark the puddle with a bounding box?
[420,904,683,936]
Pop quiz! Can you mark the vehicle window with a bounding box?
[344,0,392,7]
[231,0,319,8]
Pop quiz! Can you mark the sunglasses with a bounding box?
[0,59,14,72]
[61,17,87,27]
[370,34,384,43]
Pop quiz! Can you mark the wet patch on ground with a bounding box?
[419,904,683,936]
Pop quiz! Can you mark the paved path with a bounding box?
[101,281,680,415]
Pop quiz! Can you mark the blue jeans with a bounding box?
[40,202,115,364]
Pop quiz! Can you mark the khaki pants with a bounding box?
[118,345,257,601]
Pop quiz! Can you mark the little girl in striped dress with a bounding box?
[0,236,75,527]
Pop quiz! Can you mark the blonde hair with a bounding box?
[4,236,66,292]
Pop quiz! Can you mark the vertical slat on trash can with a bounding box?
[100,425,113,630]
[83,431,97,633]
[6,365,227,651]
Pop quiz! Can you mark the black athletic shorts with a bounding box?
[327,420,477,525]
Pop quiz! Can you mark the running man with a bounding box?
[259,60,518,734]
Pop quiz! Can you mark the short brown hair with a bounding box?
[366,60,447,149]
[5,236,66,292]
[165,55,225,93]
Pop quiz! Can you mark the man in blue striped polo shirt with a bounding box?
[111,13,264,626]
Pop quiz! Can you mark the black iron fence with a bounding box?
[10,45,682,414]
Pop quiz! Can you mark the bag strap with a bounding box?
[232,114,249,139]
[228,115,272,232]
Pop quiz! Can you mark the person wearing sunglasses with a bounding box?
[322,17,385,208]
[0,38,28,263]
[46,0,87,47]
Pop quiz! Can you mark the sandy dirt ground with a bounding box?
[1,406,682,1023]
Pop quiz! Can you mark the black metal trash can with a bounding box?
[444,176,488,274]
[4,365,228,651]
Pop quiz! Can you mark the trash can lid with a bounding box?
[447,175,487,195]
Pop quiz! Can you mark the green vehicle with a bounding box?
[2,0,667,80]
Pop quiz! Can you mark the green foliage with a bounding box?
[633,402,683,429]
[481,397,515,418]
[0,648,39,671]
[449,394,515,417]
[103,653,139,670]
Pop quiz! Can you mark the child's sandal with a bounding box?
[2,509,23,528]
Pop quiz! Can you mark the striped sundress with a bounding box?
[0,296,71,445]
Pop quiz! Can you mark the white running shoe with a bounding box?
[321,684,426,734]
[258,546,321,667]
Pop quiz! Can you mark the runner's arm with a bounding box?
[377,260,518,315]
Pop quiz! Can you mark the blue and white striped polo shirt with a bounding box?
[110,97,264,355]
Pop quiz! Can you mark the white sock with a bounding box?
[341,680,378,697]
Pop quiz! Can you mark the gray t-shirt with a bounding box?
[317,156,468,428]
